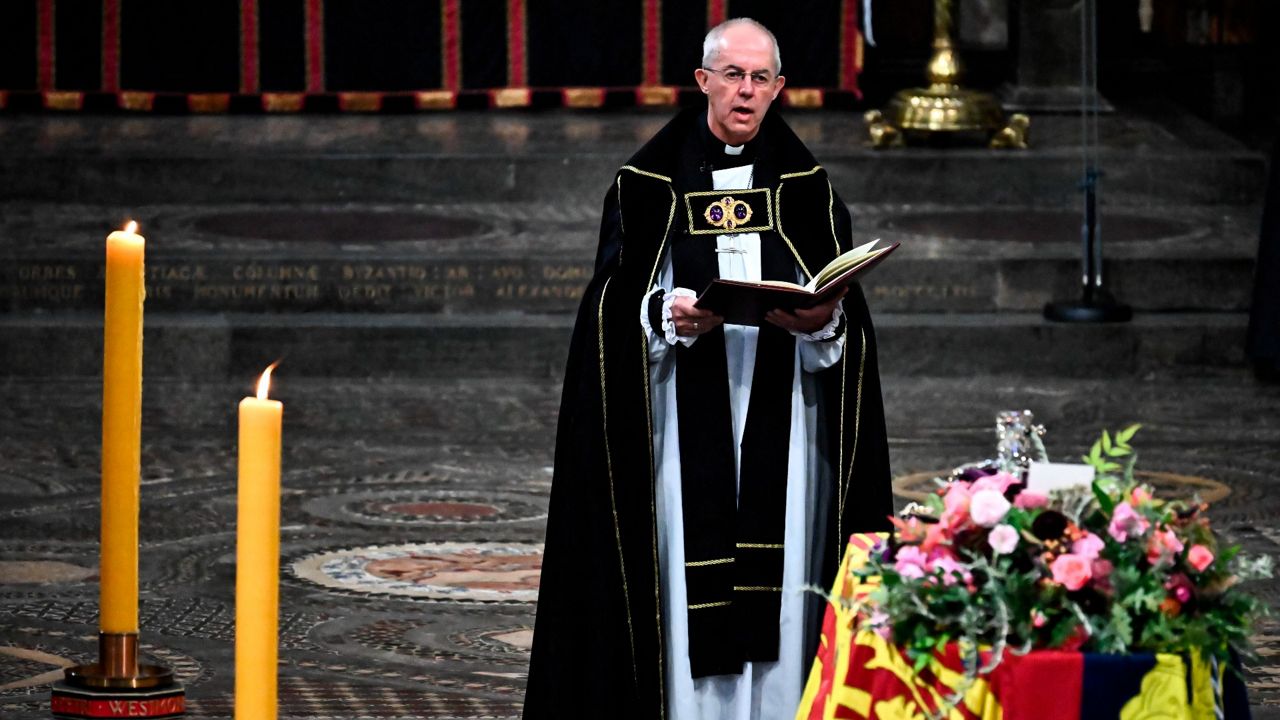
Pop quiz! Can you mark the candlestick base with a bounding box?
[53,633,185,717]
[51,682,185,719]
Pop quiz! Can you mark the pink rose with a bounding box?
[988,524,1019,555]
[972,471,1019,494]
[897,564,924,580]
[1031,609,1047,628]
[943,483,972,528]
[1050,553,1093,591]
[1091,558,1114,579]
[1131,486,1153,504]
[1107,502,1150,542]
[1071,532,1105,560]
[1146,528,1185,567]
[1187,545,1215,572]
[1014,490,1049,509]
[894,545,928,579]
[970,489,1012,527]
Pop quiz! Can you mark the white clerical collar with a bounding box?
[724,144,744,156]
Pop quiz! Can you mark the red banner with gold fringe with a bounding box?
[0,0,862,111]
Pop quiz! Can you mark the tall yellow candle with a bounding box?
[236,364,282,720]
[100,220,145,636]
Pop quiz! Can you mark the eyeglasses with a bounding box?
[702,67,774,87]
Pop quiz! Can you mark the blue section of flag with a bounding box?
[1081,653,1157,719]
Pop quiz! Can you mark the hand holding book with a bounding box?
[763,287,847,335]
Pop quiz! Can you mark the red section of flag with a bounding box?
[990,650,1084,720]
[102,0,120,91]
[802,602,839,720]
[37,0,54,89]
[442,0,461,91]
[707,0,726,27]
[507,0,526,86]
[241,0,259,93]
[643,0,660,85]
[305,0,324,93]
[839,0,861,91]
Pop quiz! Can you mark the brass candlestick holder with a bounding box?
[52,633,184,719]
[866,0,1028,149]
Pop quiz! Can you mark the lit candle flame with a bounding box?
[123,220,139,234]
[256,362,280,400]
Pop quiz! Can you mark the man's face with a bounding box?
[695,25,785,146]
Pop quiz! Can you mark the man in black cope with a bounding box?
[524,18,893,720]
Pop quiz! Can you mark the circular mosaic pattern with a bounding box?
[301,485,547,528]
[379,501,500,519]
[892,469,1231,504]
[343,617,532,664]
[291,542,542,602]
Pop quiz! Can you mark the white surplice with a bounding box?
[640,161,846,720]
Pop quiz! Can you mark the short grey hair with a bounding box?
[702,18,781,75]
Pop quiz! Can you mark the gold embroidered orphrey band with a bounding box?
[683,187,774,236]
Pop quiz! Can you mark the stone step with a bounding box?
[0,311,1248,380]
[0,112,1265,207]
[0,203,1261,315]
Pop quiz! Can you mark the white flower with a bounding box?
[988,524,1019,555]
[970,489,1012,527]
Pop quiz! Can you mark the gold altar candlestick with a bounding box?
[867,0,1028,148]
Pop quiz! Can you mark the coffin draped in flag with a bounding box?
[796,533,1253,720]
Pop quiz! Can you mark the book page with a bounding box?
[805,239,885,292]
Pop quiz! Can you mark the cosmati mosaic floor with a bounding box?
[1,372,1278,719]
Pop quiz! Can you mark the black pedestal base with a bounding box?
[1044,300,1133,323]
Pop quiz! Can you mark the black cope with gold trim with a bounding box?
[684,187,774,235]
[524,108,894,719]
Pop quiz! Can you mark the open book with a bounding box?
[694,239,899,326]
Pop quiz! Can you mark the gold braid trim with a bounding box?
[689,601,733,610]
[780,165,822,179]
[686,557,734,567]
[733,586,784,592]
[827,179,841,255]
[839,327,868,525]
[636,173,677,718]
[774,182,814,281]
[838,341,848,545]
[598,278,639,686]
[621,165,673,183]
[736,543,785,549]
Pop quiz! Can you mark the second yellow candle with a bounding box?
[236,367,283,720]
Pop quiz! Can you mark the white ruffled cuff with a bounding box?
[793,301,845,342]
[639,287,662,338]
[663,288,698,347]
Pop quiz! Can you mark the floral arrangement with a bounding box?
[857,425,1273,673]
